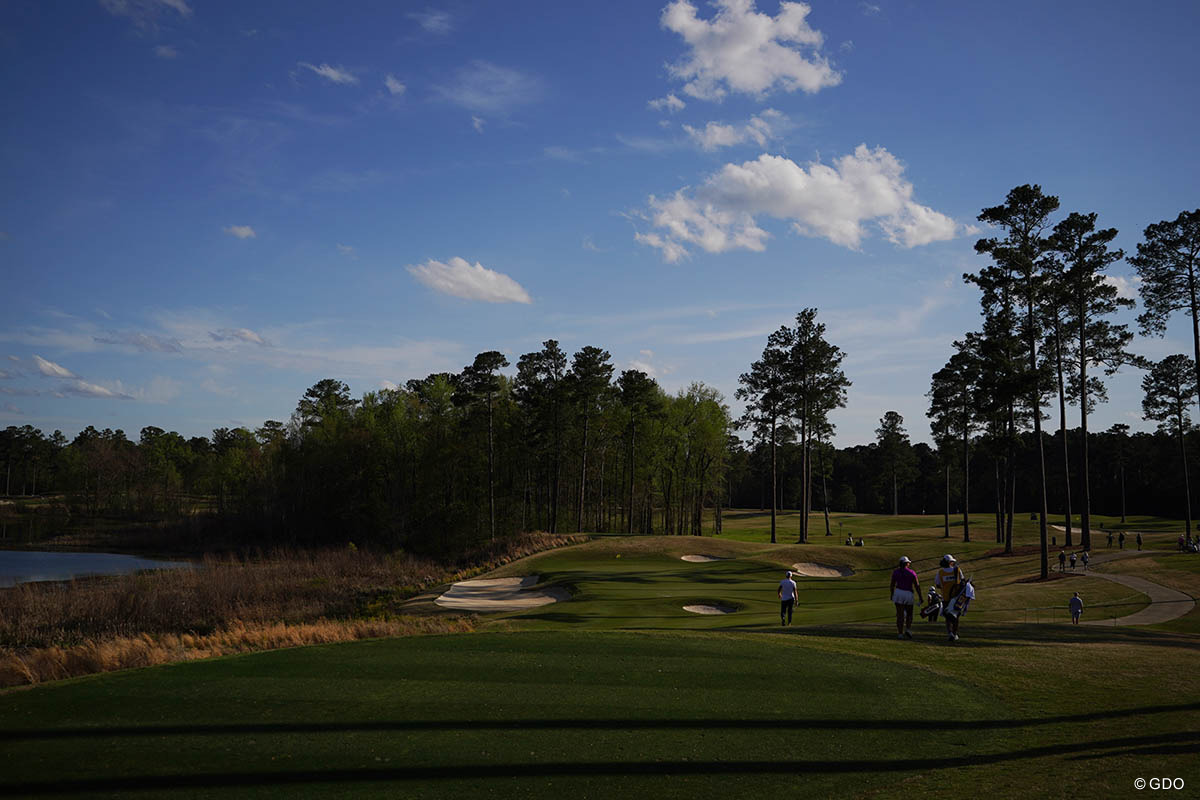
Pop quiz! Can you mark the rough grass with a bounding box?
[0,532,582,687]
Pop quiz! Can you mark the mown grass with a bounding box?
[1,513,1196,798]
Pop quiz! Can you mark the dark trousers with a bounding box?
[780,598,795,623]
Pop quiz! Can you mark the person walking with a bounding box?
[1081,551,1090,572]
[778,571,798,626]
[890,556,921,640]
[1069,552,1077,571]
[935,555,965,641]
[1069,592,1084,624]
[1107,531,1113,548]
[1136,532,1143,551]
[1119,531,1126,549]
[1058,550,1067,573]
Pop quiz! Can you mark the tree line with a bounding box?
[927,187,1199,576]
[1,342,730,554]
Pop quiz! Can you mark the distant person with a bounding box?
[1052,535,1056,547]
[1058,550,1067,572]
[1069,592,1084,624]
[1107,531,1113,548]
[935,554,965,642]
[845,535,853,546]
[1136,532,1143,551]
[856,537,865,547]
[778,571,798,626]
[1180,534,1187,552]
[1081,551,1090,572]
[1119,531,1126,550]
[1069,552,1077,571]
[890,556,921,640]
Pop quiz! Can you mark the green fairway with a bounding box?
[2,514,1198,798]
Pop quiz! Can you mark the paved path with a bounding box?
[1054,548,1198,626]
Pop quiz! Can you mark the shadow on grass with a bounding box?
[6,701,1198,741]
[4,731,1199,794]
[781,622,1200,649]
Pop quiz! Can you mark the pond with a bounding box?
[0,551,193,588]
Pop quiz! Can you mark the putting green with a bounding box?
[0,631,1005,799]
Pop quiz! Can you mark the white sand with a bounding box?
[791,562,854,577]
[434,576,569,611]
[681,554,726,562]
[682,604,736,614]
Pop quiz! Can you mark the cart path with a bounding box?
[1079,553,1196,626]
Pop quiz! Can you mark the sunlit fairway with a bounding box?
[2,512,1198,798]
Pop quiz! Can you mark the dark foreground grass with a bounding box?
[0,630,1006,799]
[2,629,1197,799]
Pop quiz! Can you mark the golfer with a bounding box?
[890,556,921,640]
[778,571,798,626]
[1069,592,1084,624]
[935,554,965,641]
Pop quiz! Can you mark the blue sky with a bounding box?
[2,0,1198,446]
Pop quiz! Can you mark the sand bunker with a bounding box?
[681,554,726,562]
[791,562,854,577]
[683,604,737,614]
[434,576,568,612]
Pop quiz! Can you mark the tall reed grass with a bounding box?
[0,532,582,687]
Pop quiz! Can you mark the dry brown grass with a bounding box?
[0,531,582,688]
[0,616,475,687]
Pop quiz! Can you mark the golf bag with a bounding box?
[919,585,943,622]
[942,578,975,621]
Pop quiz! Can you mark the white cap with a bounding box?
[943,554,956,562]
[899,556,911,564]
[785,571,792,577]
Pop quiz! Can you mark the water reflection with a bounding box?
[0,551,192,587]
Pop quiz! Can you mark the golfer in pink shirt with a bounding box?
[890,556,921,640]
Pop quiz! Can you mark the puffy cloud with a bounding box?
[436,61,543,115]
[93,331,183,353]
[223,224,256,239]
[661,0,841,101]
[33,355,76,378]
[683,108,785,151]
[648,93,686,113]
[1104,274,1139,300]
[384,74,406,95]
[407,257,532,304]
[637,145,958,261]
[472,115,485,133]
[210,328,270,346]
[298,62,359,85]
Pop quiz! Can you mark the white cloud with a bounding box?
[1105,274,1138,300]
[661,0,841,101]
[127,376,183,404]
[154,44,178,59]
[472,115,485,133]
[33,355,76,379]
[298,62,359,85]
[407,257,532,304]
[101,0,191,30]
[337,244,356,256]
[384,74,406,95]
[683,108,786,151]
[210,328,270,346]
[636,144,958,261]
[223,224,256,239]
[408,9,453,34]
[648,93,686,113]
[60,379,128,399]
[436,61,543,115]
